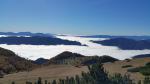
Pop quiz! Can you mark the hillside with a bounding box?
[0,65,88,84]
[0,51,118,84]
[132,54,150,59]
[104,57,150,83]
[0,54,149,84]
[48,51,118,65]
[92,38,150,50]
[0,47,37,76]
[0,32,52,37]
[34,58,49,65]
[0,36,83,45]
[80,35,150,40]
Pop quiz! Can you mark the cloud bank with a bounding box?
[0,35,150,60]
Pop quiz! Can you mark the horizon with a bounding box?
[0,0,150,35]
[1,31,150,36]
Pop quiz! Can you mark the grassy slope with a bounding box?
[1,58,149,84]
[0,65,88,84]
[0,57,149,84]
[0,47,37,75]
[103,57,150,83]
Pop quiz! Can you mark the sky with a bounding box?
[0,0,150,35]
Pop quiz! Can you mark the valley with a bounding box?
[0,33,150,60]
[0,32,150,84]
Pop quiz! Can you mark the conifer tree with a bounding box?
[52,80,56,84]
[11,81,15,84]
[45,80,48,84]
[75,75,80,84]
[37,77,42,84]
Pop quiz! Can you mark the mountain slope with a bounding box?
[80,35,150,40]
[48,51,118,65]
[132,54,150,59]
[0,47,37,76]
[0,32,52,37]
[34,58,49,65]
[92,38,150,50]
[0,36,83,45]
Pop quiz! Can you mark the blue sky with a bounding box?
[0,0,150,35]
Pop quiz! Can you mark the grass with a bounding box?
[127,62,150,76]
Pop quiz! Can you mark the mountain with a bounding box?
[50,51,85,60]
[80,35,150,40]
[132,54,150,59]
[48,51,118,65]
[0,36,83,45]
[34,58,49,65]
[92,38,150,50]
[0,32,53,37]
[0,47,37,76]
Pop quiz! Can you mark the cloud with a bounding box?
[0,35,150,60]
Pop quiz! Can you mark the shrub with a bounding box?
[37,77,42,84]
[146,62,150,66]
[125,59,131,62]
[122,65,133,68]
[140,67,150,76]
[11,81,15,84]
[110,73,133,84]
[127,64,150,76]
[127,67,142,73]
[26,81,32,84]
[143,76,150,84]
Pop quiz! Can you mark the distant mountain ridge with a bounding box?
[80,35,150,40]
[132,54,150,59]
[0,32,53,37]
[1,32,150,40]
[34,58,49,65]
[0,36,83,45]
[92,38,150,50]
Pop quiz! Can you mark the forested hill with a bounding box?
[47,51,118,65]
[80,35,150,40]
[0,36,82,45]
[132,54,150,59]
[0,47,37,75]
[92,38,150,50]
[0,32,52,37]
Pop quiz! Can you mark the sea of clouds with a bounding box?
[0,35,150,60]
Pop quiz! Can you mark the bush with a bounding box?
[110,73,133,84]
[127,67,142,73]
[143,76,150,84]
[11,82,15,84]
[127,64,150,76]
[122,65,133,68]
[125,59,131,62]
[140,67,150,76]
[146,62,150,66]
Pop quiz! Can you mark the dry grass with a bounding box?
[0,57,150,84]
[0,65,88,84]
[103,57,150,83]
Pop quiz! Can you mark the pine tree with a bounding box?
[52,80,56,84]
[75,75,80,84]
[37,77,42,84]
[11,81,15,84]
[143,76,150,84]
[45,80,48,84]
